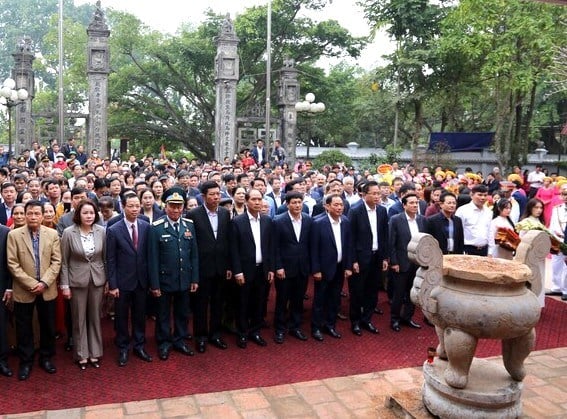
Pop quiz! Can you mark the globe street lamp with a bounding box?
[295,93,325,159]
[0,78,29,158]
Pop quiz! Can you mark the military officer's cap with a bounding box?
[163,187,185,204]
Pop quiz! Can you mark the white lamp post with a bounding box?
[295,93,325,159]
[0,78,29,158]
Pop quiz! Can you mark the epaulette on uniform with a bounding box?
[182,217,193,223]
[153,218,165,226]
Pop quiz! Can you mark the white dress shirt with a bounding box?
[328,214,342,263]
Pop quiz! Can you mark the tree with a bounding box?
[312,149,352,170]
[438,0,567,169]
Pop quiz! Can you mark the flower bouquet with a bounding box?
[515,218,567,255]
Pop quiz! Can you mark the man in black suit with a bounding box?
[388,193,426,332]
[0,225,13,377]
[387,182,427,218]
[106,194,153,367]
[0,183,17,226]
[187,181,232,353]
[273,192,312,344]
[348,181,389,336]
[250,139,267,167]
[230,189,275,349]
[425,192,464,255]
[310,194,353,341]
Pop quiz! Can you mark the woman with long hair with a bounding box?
[488,198,516,260]
[139,188,164,222]
[150,180,164,209]
[60,199,107,370]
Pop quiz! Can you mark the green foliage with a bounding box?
[312,149,352,170]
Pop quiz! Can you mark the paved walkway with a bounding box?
[3,346,567,418]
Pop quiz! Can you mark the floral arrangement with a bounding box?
[515,218,567,255]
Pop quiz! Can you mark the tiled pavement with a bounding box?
[3,346,567,418]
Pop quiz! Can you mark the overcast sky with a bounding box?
[75,0,393,70]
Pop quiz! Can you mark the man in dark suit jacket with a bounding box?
[0,183,17,226]
[273,192,312,344]
[230,188,275,349]
[388,193,426,332]
[348,181,389,336]
[310,194,353,341]
[106,194,152,367]
[425,192,464,255]
[0,225,13,377]
[250,139,267,166]
[387,182,427,218]
[148,188,199,361]
[187,181,232,353]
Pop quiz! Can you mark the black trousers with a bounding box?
[114,284,147,350]
[0,298,9,362]
[274,273,307,333]
[236,265,266,337]
[390,265,418,324]
[154,290,190,350]
[311,264,343,331]
[191,274,225,342]
[14,296,56,366]
[463,245,488,257]
[349,253,382,325]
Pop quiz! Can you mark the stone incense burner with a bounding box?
[409,230,550,418]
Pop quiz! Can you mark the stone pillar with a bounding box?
[277,58,300,166]
[214,15,239,162]
[86,1,110,158]
[12,36,35,154]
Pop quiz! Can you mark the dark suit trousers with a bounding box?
[14,296,56,365]
[236,264,266,337]
[155,290,190,350]
[349,253,381,325]
[115,284,147,350]
[390,265,418,324]
[0,300,9,362]
[311,264,343,331]
[191,274,225,342]
[274,273,307,333]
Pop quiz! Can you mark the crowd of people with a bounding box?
[0,136,566,382]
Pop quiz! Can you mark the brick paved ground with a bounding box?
[3,346,567,418]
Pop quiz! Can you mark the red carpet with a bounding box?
[1,293,566,415]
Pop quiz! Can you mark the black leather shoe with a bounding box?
[133,348,153,362]
[78,361,87,371]
[290,329,308,341]
[89,359,100,369]
[562,294,567,301]
[237,336,247,349]
[209,337,228,350]
[362,322,379,334]
[311,329,324,341]
[197,341,206,353]
[0,362,13,377]
[158,347,170,361]
[250,334,267,347]
[173,344,194,356]
[64,337,74,352]
[39,359,57,374]
[391,321,401,332]
[337,313,348,321]
[404,319,421,329]
[18,364,31,381]
[374,307,384,315]
[351,324,362,336]
[325,327,342,339]
[274,332,285,344]
[118,350,128,367]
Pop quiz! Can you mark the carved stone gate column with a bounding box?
[86,1,110,158]
[12,36,35,153]
[277,59,299,166]
[214,15,240,162]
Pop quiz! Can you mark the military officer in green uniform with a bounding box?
[148,187,199,360]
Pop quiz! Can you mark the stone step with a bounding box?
[385,389,436,419]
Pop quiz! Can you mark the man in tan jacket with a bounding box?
[7,200,61,381]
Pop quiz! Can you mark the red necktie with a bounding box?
[131,223,138,249]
